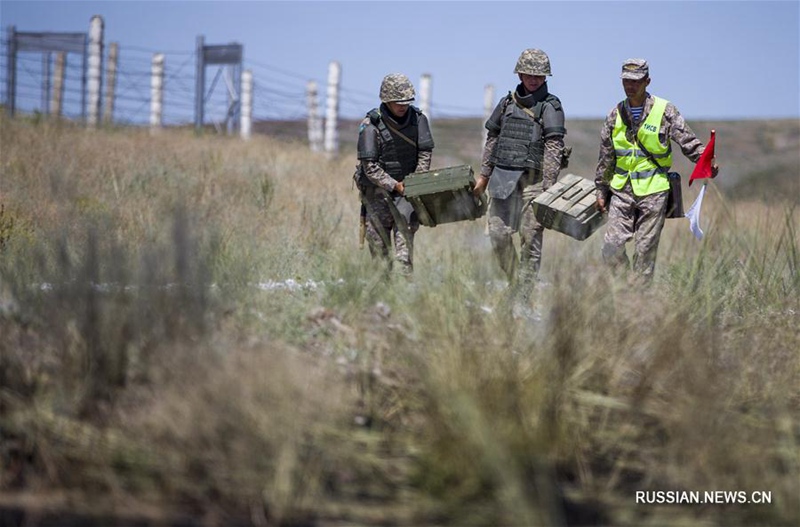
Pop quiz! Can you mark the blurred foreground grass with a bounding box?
[0,115,798,526]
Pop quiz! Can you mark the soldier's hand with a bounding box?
[711,162,720,179]
[473,175,489,197]
[596,197,607,214]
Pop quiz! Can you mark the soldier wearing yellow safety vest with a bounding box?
[595,58,719,284]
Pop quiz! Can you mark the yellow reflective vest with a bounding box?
[610,96,672,196]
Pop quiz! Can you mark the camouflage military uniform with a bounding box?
[595,93,707,281]
[357,74,434,275]
[480,49,567,299]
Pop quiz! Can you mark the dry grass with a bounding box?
[1,114,798,526]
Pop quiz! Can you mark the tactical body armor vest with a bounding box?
[489,92,563,170]
[357,105,434,181]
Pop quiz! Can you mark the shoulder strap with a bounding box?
[616,102,632,130]
[367,108,382,125]
[544,93,562,112]
[371,108,416,147]
[382,118,417,147]
[512,91,547,121]
[502,92,513,110]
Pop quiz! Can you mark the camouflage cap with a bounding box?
[379,73,415,104]
[620,58,649,80]
[514,48,552,76]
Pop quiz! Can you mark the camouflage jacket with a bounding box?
[595,93,707,197]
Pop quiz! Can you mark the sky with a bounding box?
[1,0,799,122]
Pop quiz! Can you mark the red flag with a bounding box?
[689,130,716,186]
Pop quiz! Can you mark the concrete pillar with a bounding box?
[306,80,323,152]
[103,42,118,124]
[419,73,431,117]
[241,69,252,140]
[150,53,164,133]
[87,15,104,127]
[324,61,341,155]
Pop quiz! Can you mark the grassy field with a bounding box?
[0,112,798,526]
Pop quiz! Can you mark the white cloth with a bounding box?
[685,184,707,240]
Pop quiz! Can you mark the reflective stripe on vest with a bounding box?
[610,96,672,196]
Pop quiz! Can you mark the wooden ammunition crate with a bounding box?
[403,165,488,227]
[532,173,606,241]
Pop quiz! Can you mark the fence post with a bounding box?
[419,73,431,118]
[103,42,118,125]
[306,80,323,152]
[5,25,17,116]
[41,53,51,114]
[87,15,104,128]
[194,35,205,132]
[51,53,65,118]
[240,69,252,140]
[482,84,495,147]
[324,61,340,156]
[150,53,164,133]
[225,66,238,136]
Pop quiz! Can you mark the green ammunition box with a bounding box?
[403,165,488,227]
[532,173,606,241]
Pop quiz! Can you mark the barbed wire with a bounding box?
[1,34,483,129]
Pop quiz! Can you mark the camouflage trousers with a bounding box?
[488,178,545,298]
[601,182,668,283]
[363,189,419,275]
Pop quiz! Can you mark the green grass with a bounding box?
[0,114,798,526]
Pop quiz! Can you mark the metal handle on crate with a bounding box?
[561,186,583,201]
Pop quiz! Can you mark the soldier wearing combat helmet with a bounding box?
[355,73,435,275]
[473,48,568,308]
[595,58,718,284]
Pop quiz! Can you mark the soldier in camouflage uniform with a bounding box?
[595,58,718,283]
[473,48,568,302]
[356,73,435,275]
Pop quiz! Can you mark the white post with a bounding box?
[51,52,66,118]
[324,61,340,156]
[240,69,252,140]
[419,73,431,118]
[150,53,164,133]
[103,42,118,125]
[306,80,323,152]
[482,84,495,147]
[87,15,104,128]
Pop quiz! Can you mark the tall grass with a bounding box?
[1,114,798,526]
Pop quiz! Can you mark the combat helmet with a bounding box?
[379,73,415,104]
[514,49,552,76]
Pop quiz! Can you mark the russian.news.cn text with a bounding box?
[635,490,772,505]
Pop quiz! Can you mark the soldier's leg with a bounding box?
[518,181,545,299]
[602,185,636,273]
[364,197,393,266]
[488,193,520,282]
[631,190,668,283]
[393,213,419,276]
